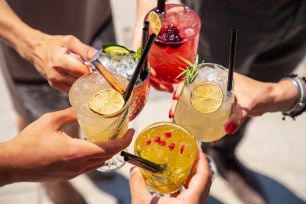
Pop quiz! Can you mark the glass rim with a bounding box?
[69,72,132,118]
[186,63,234,96]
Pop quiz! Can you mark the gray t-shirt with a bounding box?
[0,0,112,81]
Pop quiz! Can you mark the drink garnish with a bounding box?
[190,81,223,113]
[177,56,204,84]
[155,25,183,48]
[102,43,131,55]
[88,89,125,115]
[148,11,162,35]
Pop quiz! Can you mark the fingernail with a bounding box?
[225,122,236,135]
[172,90,177,100]
[93,49,99,56]
[130,166,138,176]
[169,108,174,118]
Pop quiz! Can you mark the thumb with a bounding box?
[51,108,77,129]
[66,36,96,60]
[129,166,151,202]
[224,97,249,135]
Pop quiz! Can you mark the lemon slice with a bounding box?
[148,11,162,35]
[88,89,125,115]
[190,82,223,113]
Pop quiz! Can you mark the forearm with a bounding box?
[132,0,156,49]
[0,0,44,62]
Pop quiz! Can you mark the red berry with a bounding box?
[145,139,152,145]
[168,143,175,150]
[163,132,172,138]
[155,24,184,48]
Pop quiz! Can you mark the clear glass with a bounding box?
[148,4,201,84]
[69,72,132,172]
[134,122,197,194]
[174,63,234,142]
[89,50,150,121]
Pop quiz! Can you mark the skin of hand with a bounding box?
[0,108,134,186]
[0,0,96,93]
[129,148,212,204]
[169,73,299,135]
[132,0,174,93]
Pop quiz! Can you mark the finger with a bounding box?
[172,82,184,100]
[67,37,96,60]
[95,129,135,155]
[50,81,73,93]
[59,54,89,77]
[224,100,249,135]
[51,108,78,128]
[169,100,177,118]
[149,78,174,92]
[187,148,212,195]
[129,166,152,202]
[51,68,78,85]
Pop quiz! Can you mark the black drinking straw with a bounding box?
[123,33,156,102]
[156,0,166,13]
[139,21,150,80]
[121,151,166,173]
[227,29,237,94]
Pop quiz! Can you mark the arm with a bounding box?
[0,0,96,93]
[0,108,134,186]
[131,0,157,50]
[224,73,302,134]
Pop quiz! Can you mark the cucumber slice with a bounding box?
[102,44,130,54]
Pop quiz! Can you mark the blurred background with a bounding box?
[0,0,306,203]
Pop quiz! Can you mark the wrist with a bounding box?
[0,141,15,187]
[13,26,46,63]
[273,79,298,112]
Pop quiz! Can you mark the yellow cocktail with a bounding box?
[69,71,132,171]
[134,122,197,194]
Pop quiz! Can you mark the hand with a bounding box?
[25,32,96,93]
[129,149,212,204]
[0,108,134,185]
[224,73,297,135]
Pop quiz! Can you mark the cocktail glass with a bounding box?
[134,122,197,194]
[147,4,201,84]
[174,63,234,142]
[69,71,132,172]
[89,50,150,121]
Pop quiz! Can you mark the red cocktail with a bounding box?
[148,4,201,84]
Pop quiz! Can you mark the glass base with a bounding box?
[96,151,126,172]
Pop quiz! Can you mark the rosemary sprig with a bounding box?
[177,56,205,84]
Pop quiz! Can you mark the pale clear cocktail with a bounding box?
[174,63,234,142]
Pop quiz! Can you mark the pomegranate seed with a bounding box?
[168,143,175,150]
[153,136,161,143]
[145,140,152,145]
[159,140,166,146]
[163,132,172,138]
[180,145,185,154]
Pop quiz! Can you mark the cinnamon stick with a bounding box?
[92,59,126,94]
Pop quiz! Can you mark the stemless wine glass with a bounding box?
[133,122,198,194]
[174,63,234,142]
[89,49,150,121]
[69,71,132,172]
[147,3,201,85]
